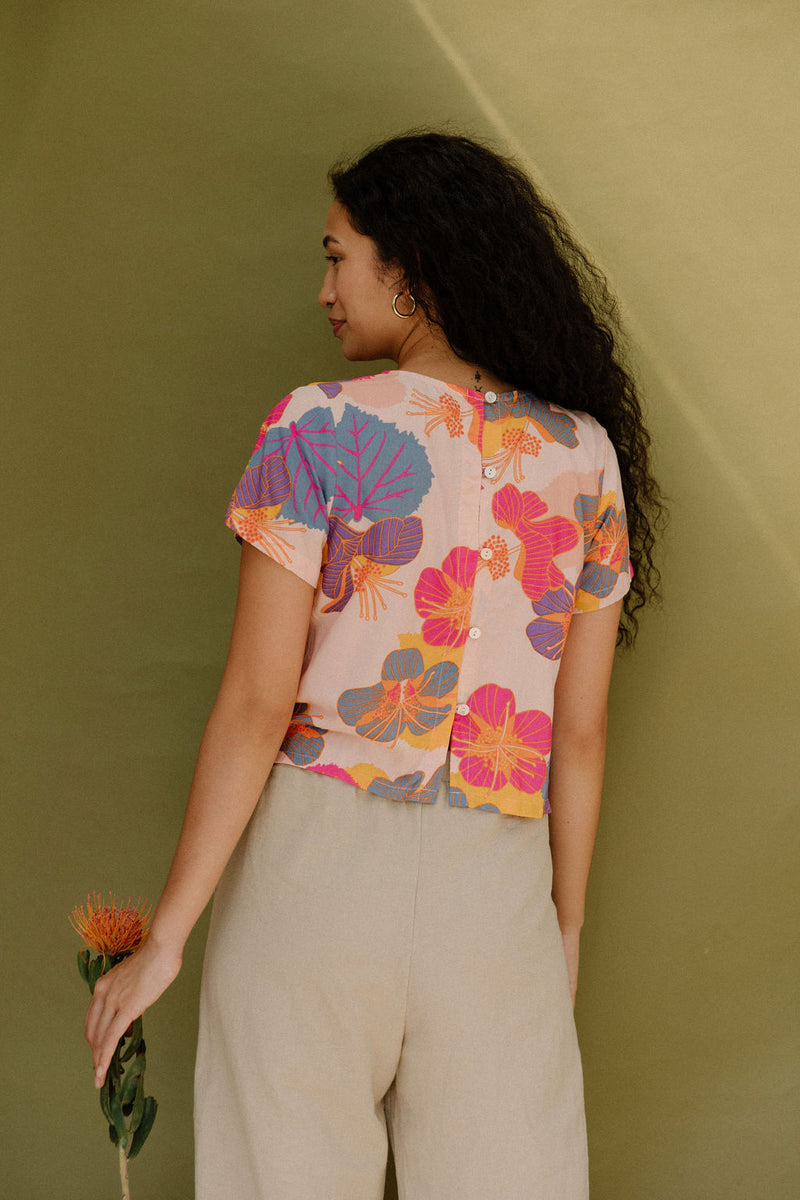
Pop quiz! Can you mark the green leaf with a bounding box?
[108,1084,129,1151]
[119,1058,144,1107]
[107,1049,123,1092]
[119,1017,143,1062]
[99,1075,113,1126]
[87,955,104,994]
[130,1075,145,1133]
[127,1095,157,1160]
[77,949,90,984]
[98,1089,113,1132]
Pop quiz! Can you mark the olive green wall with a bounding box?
[3,2,798,1197]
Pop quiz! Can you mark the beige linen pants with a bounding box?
[194,760,589,1199]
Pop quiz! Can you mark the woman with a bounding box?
[84,132,661,1198]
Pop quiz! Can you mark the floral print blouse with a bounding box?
[225,369,631,818]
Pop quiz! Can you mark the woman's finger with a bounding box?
[90,998,123,1069]
[84,971,117,1044]
[84,979,109,1043]
[94,1007,132,1087]
[80,942,182,1087]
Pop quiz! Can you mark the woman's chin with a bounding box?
[336,332,393,363]
[340,343,373,362]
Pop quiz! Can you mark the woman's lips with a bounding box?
[329,319,345,335]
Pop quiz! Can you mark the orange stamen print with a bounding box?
[350,556,408,621]
[484,422,543,483]
[408,389,468,437]
[478,536,511,580]
[235,511,297,566]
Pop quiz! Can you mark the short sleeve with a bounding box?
[573,431,633,613]
[224,387,339,589]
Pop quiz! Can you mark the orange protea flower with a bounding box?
[71,891,159,1191]
[69,892,152,957]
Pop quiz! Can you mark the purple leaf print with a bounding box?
[321,516,363,610]
[332,405,432,522]
[228,452,291,511]
[359,515,423,566]
[316,380,343,399]
[320,515,423,615]
[526,581,575,660]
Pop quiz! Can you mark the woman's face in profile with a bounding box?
[319,201,411,362]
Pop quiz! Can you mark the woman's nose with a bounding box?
[318,270,336,309]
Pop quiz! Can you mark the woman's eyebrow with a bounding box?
[322,234,342,248]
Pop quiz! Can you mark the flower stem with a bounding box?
[118,1143,131,1200]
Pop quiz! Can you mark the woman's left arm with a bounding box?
[83,544,316,1086]
[548,599,624,1006]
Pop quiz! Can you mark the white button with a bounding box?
[484,390,497,403]
[468,626,481,639]
[483,464,498,479]
[455,703,470,716]
[480,546,493,560]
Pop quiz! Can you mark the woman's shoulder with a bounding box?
[269,371,407,420]
[515,392,611,462]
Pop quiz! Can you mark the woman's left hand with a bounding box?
[84,936,183,1088]
[559,926,581,1008]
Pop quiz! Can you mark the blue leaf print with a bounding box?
[483,393,578,448]
[260,406,338,531]
[332,404,432,522]
[337,648,456,744]
[368,766,445,803]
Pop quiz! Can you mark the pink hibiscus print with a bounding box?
[252,395,293,452]
[492,483,579,601]
[451,683,551,794]
[414,547,480,646]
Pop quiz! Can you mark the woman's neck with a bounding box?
[397,351,512,395]
[394,330,513,395]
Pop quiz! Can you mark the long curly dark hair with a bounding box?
[330,131,664,645]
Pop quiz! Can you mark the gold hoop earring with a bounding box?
[392,292,417,318]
